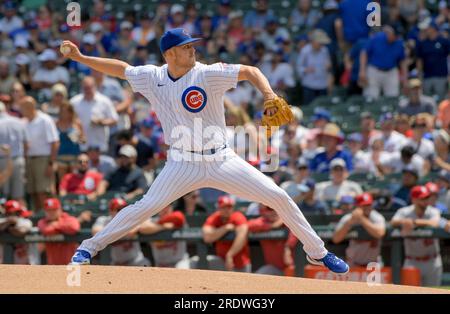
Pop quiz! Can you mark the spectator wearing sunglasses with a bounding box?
[59,153,103,200]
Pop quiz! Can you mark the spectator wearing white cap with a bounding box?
[70,76,118,153]
[31,49,70,101]
[0,57,16,94]
[97,144,147,200]
[315,158,363,202]
[69,34,101,75]
[165,4,190,33]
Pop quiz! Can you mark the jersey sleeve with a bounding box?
[392,208,408,221]
[158,211,186,229]
[247,217,271,233]
[230,211,248,226]
[204,63,241,95]
[125,65,158,98]
[335,214,352,231]
[203,212,221,228]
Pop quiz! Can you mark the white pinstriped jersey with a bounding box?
[125,62,241,151]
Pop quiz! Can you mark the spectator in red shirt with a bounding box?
[139,204,190,268]
[248,205,296,276]
[37,198,80,265]
[201,195,251,272]
[59,153,103,200]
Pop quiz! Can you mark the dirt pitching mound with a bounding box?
[0,265,447,294]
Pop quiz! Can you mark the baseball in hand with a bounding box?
[60,45,71,55]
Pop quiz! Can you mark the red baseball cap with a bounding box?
[425,182,439,194]
[217,195,235,208]
[4,200,22,214]
[20,210,33,218]
[44,198,61,210]
[109,198,127,211]
[355,193,373,206]
[410,185,431,200]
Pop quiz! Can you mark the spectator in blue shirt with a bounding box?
[339,0,371,46]
[315,0,343,81]
[310,123,353,173]
[243,0,276,31]
[416,20,450,100]
[359,26,407,99]
[69,34,101,75]
[346,38,368,95]
[212,0,232,31]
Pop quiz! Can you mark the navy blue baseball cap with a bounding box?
[160,28,202,54]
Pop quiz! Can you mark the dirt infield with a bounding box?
[0,265,448,294]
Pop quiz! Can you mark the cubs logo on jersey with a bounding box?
[181,86,207,113]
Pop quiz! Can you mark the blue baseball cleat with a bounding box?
[70,249,92,265]
[307,252,349,274]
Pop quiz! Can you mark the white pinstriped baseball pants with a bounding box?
[78,148,327,259]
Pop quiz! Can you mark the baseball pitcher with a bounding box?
[63,28,349,274]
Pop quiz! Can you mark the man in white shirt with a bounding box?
[379,113,407,153]
[31,49,70,101]
[296,29,332,105]
[381,145,426,177]
[20,96,59,211]
[0,2,23,36]
[315,158,363,202]
[333,193,386,267]
[71,76,119,152]
[260,50,296,94]
[391,186,443,287]
[0,101,27,203]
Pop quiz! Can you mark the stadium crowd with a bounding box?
[1,0,450,286]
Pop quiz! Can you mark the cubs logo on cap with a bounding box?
[181,86,207,113]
